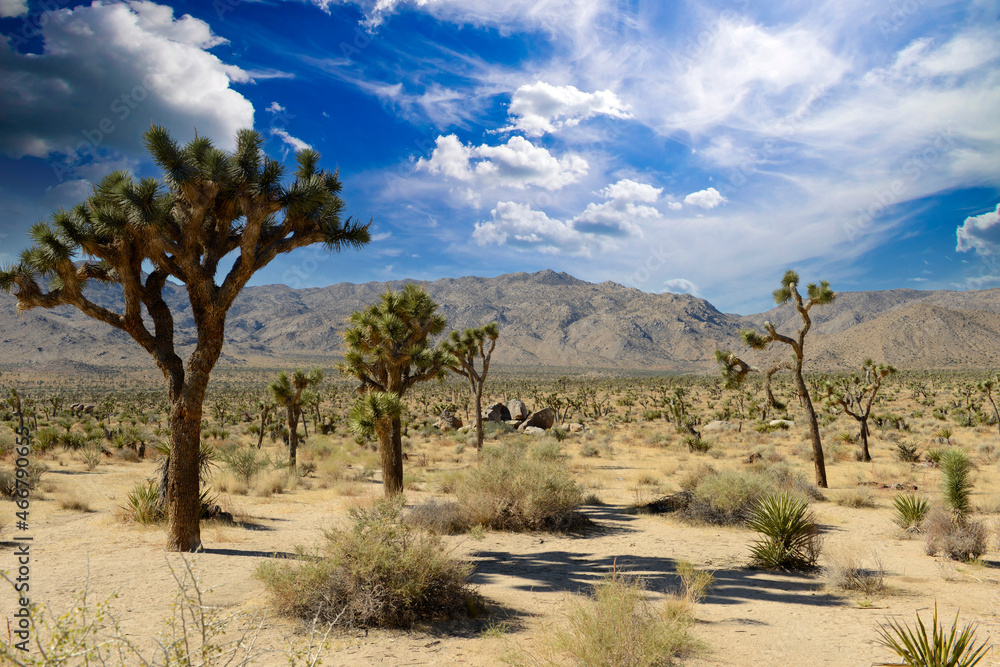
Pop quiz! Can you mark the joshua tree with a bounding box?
[822,359,896,462]
[441,323,499,450]
[717,270,835,487]
[0,126,370,551]
[978,377,1000,436]
[269,368,323,468]
[340,284,448,496]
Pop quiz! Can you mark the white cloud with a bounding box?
[473,201,592,255]
[417,134,588,192]
[0,0,27,18]
[0,1,253,160]
[956,204,1000,255]
[500,81,631,137]
[370,231,393,242]
[599,178,661,203]
[683,187,726,209]
[663,278,700,296]
[573,179,663,237]
[271,128,312,152]
[667,201,682,211]
[267,102,286,113]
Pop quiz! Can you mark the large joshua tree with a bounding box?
[340,284,448,496]
[0,126,370,551]
[716,270,835,487]
[822,359,896,462]
[269,368,323,468]
[441,323,499,450]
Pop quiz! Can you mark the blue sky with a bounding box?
[0,0,998,313]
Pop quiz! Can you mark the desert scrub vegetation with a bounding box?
[256,497,481,628]
[677,461,819,526]
[893,492,930,533]
[540,569,704,666]
[824,543,887,598]
[875,604,991,667]
[410,442,585,533]
[747,492,821,570]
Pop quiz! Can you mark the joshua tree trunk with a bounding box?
[286,405,299,468]
[795,356,827,488]
[473,382,484,450]
[376,415,404,496]
[858,420,871,462]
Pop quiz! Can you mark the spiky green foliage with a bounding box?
[340,284,448,495]
[747,492,820,570]
[348,391,403,438]
[940,449,975,516]
[440,322,500,449]
[876,604,991,667]
[0,125,370,552]
[269,368,322,466]
[893,493,930,532]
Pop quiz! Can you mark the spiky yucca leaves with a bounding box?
[0,126,370,552]
[940,449,975,517]
[269,368,322,468]
[876,604,991,667]
[715,271,836,487]
[340,284,448,496]
[893,493,930,532]
[440,322,500,450]
[747,492,820,570]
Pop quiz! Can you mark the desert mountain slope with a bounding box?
[0,270,997,372]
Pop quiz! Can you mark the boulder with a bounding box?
[769,419,795,428]
[518,407,555,431]
[437,410,463,432]
[483,402,511,423]
[507,399,529,420]
[523,426,546,435]
[703,420,736,433]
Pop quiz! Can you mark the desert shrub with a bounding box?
[977,444,998,464]
[747,492,820,570]
[0,462,47,499]
[531,438,565,461]
[483,420,513,439]
[675,560,714,603]
[926,448,944,466]
[114,447,141,463]
[876,604,990,667]
[252,469,291,497]
[834,487,878,508]
[940,449,975,516]
[221,446,270,485]
[894,440,921,463]
[682,463,817,526]
[121,480,163,525]
[893,493,930,532]
[456,443,584,531]
[81,445,103,471]
[35,426,60,453]
[256,497,480,628]
[547,570,701,667]
[407,499,470,535]
[580,442,600,457]
[924,509,989,562]
[824,544,886,597]
[684,435,711,452]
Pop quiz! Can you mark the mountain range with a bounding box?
[1,269,998,373]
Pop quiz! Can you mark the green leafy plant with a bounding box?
[941,449,974,516]
[221,446,270,485]
[893,493,930,532]
[894,440,921,463]
[747,492,820,570]
[876,604,990,667]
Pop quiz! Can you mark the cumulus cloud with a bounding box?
[573,179,663,236]
[683,187,726,209]
[473,201,590,255]
[417,134,588,191]
[663,278,700,296]
[956,204,1000,255]
[500,81,631,137]
[0,0,27,18]
[0,1,254,160]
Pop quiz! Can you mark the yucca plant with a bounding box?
[747,492,820,570]
[940,449,974,516]
[875,604,990,667]
[893,493,930,532]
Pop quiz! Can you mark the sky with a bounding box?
[0,0,998,314]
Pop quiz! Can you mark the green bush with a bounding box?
[747,493,820,570]
[256,497,480,628]
[893,493,930,532]
[894,440,921,463]
[222,446,270,484]
[681,463,818,526]
[876,604,990,667]
[940,449,974,516]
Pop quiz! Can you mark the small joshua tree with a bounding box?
[440,323,499,450]
[269,368,323,468]
[0,126,370,551]
[717,270,835,487]
[823,359,897,462]
[340,285,448,496]
[978,377,1000,436]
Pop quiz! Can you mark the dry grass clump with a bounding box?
[824,543,887,598]
[256,497,481,628]
[413,443,585,533]
[679,462,818,526]
[924,509,990,562]
[543,569,702,666]
[58,491,92,512]
[833,487,879,508]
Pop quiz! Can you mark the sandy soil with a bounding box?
[3,439,999,667]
